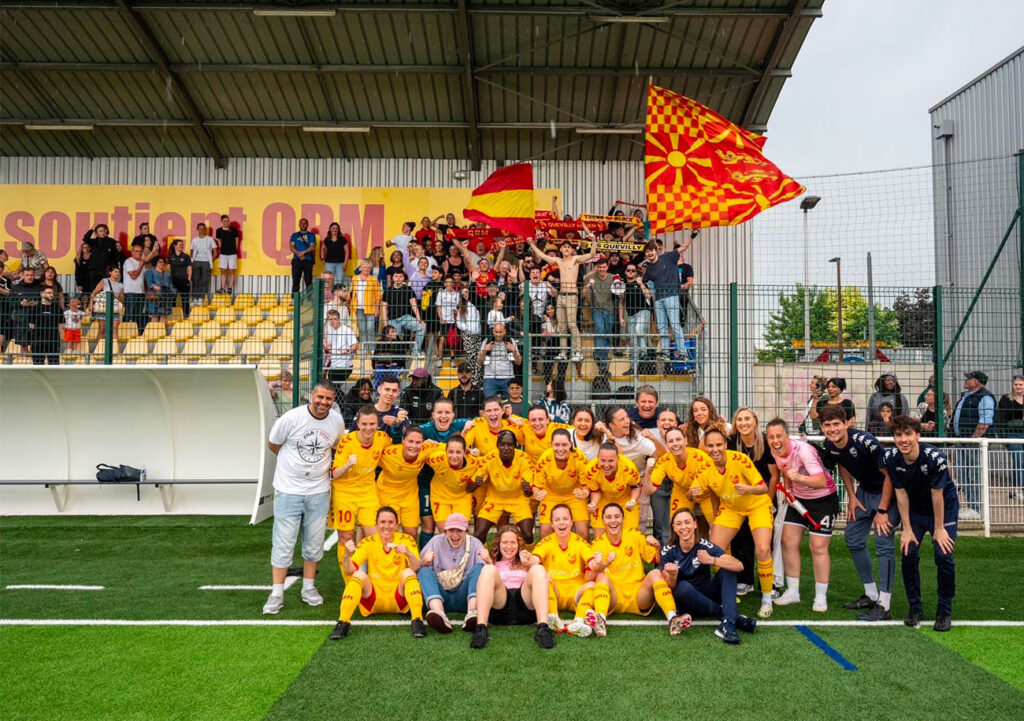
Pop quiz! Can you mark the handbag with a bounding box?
[92,279,125,315]
[436,543,472,591]
[95,463,143,483]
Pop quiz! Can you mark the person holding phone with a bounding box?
[477,321,522,398]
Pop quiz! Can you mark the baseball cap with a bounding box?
[445,513,469,531]
[411,367,430,379]
[964,370,988,385]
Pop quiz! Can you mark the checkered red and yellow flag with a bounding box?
[645,85,805,232]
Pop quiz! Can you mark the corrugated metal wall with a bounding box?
[929,46,1024,387]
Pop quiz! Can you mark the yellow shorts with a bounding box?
[478,495,534,524]
[538,495,589,524]
[591,498,640,531]
[668,492,716,522]
[611,585,655,617]
[377,488,420,529]
[431,496,473,524]
[329,488,380,531]
[471,485,488,515]
[714,503,774,531]
[552,581,588,611]
[359,581,409,616]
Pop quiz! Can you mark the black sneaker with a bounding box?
[843,594,877,610]
[714,620,741,645]
[469,624,489,649]
[329,621,351,641]
[411,618,427,638]
[858,605,891,622]
[735,614,757,634]
[933,612,952,632]
[534,623,555,649]
[904,608,923,627]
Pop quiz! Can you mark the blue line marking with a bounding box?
[796,625,858,671]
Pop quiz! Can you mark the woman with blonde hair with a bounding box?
[682,396,730,450]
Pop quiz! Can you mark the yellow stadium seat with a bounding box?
[268,306,292,326]
[166,355,191,365]
[85,324,101,341]
[257,358,283,381]
[116,322,139,342]
[10,354,32,365]
[224,321,250,342]
[141,322,166,341]
[61,353,85,365]
[210,339,237,361]
[240,339,266,362]
[199,324,222,342]
[280,321,294,338]
[181,339,207,359]
[267,339,292,360]
[151,338,177,361]
[188,306,211,324]
[252,321,278,343]
[5,342,24,357]
[170,321,195,341]
[234,293,255,310]
[112,356,132,365]
[257,293,278,311]
[210,294,232,310]
[241,307,264,326]
[213,307,237,325]
[197,356,221,365]
[168,307,184,324]
[90,339,106,361]
[121,338,149,360]
[297,360,311,382]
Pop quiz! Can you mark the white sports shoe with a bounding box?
[547,612,565,631]
[757,601,774,619]
[571,352,583,362]
[959,507,981,520]
[585,610,607,637]
[774,589,801,606]
[566,617,593,637]
[262,594,284,615]
[301,586,324,607]
[736,583,754,596]
[812,597,828,613]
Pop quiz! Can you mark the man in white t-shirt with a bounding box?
[121,244,148,331]
[263,381,346,615]
[190,223,218,304]
[324,309,359,385]
[388,222,416,256]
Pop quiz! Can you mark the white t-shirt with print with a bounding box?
[268,405,346,495]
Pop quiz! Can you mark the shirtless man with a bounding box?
[527,236,597,362]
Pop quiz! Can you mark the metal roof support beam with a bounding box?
[2,118,646,131]
[740,0,808,130]
[112,0,226,168]
[453,0,482,170]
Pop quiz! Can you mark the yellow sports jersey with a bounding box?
[591,529,659,592]
[464,418,524,456]
[534,447,589,495]
[698,449,772,514]
[377,443,435,495]
[650,447,715,496]
[532,532,593,586]
[480,449,534,499]
[426,447,482,503]
[584,455,641,502]
[521,422,574,462]
[348,532,420,585]
[332,430,393,495]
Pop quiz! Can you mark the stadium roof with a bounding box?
[0,0,824,167]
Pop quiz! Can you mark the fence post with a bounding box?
[103,290,113,365]
[1017,150,1023,373]
[980,439,990,538]
[932,285,945,437]
[311,278,324,385]
[521,280,531,404]
[291,291,300,409]
[729,282,738,416]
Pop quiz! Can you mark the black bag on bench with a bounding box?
[95,464,143,483]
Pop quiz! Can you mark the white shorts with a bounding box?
[219,254,238,270]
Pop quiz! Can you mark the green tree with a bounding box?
[893,289,934,348]
[828,287,901,347]
[758,285,833,362]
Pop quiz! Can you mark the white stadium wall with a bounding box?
[0,366,277,520]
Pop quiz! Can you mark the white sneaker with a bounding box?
[1010,490,1024,502]
[959,507,981,520]
[736,583,754,596]
[566,617,593,637]
[547,612,565,631]
[262,594,284,615]
[555,353,567,361]
[757,601,774,619]
[812,597,828,613]
[571,352,583,362]
[774,589,801,606]
[301,586,324,607]
[585,609,607,637]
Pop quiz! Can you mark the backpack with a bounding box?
[95,463,143,483]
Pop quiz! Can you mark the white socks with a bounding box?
[786,577,800,594]
[878,591,892,610]
[864,582,879,602]
[302,577,316,590]
[270,583,284,597]
[762,592,774,604]
[814,582,829,601]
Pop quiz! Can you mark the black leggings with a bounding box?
[172,277,191,317]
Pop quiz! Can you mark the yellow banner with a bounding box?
[0,185,561,276]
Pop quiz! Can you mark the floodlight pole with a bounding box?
[831,257,843,363]
[800,196,820,359]
[867,252,876,360]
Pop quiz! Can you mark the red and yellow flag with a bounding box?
[645,85,804,232]
[463,163,536,239]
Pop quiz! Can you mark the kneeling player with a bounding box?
[330,506,427,641]
[530,504,597,637]
[471,526,556,650]
[660,508,757,645]
[588,503,682,637]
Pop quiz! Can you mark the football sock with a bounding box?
[786,577,800,594]
[863,582,879,601]
[878,591,892,610]
[418,531,433,551]
[404,576,424,620]
[270,583,284,598]
[302,578,315,590]
[814,582,829,600]
[593,582,611,617]
[757,558,774,594]
[548,584,559,613]
[652,580,676,618]
[762,592,773,605]
[575,587,595,617]
[339,578,362,622]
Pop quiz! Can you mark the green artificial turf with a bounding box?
[0,626,325,721]
[926,627,1024,692]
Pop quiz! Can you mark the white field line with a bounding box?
[4,585,105,591]
[199,576,299,592]
[323,531,339,552]
[1,618,1023,628]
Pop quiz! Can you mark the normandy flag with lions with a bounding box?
[645,84,805,232]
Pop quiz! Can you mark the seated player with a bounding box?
[533,429,591,538]
[376,426,437,538]
[647,427,716,526]
[883,415,959,631]
[660,508,757,645]
[529,504,598,637]
[330,405,393,575]
[473,430,536,543]
[330,506,426,640]
[471,525,556,650]
[425,435,481,532]
[698,428,777,620]
[588,503,682,637]
[584,443,642,537]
